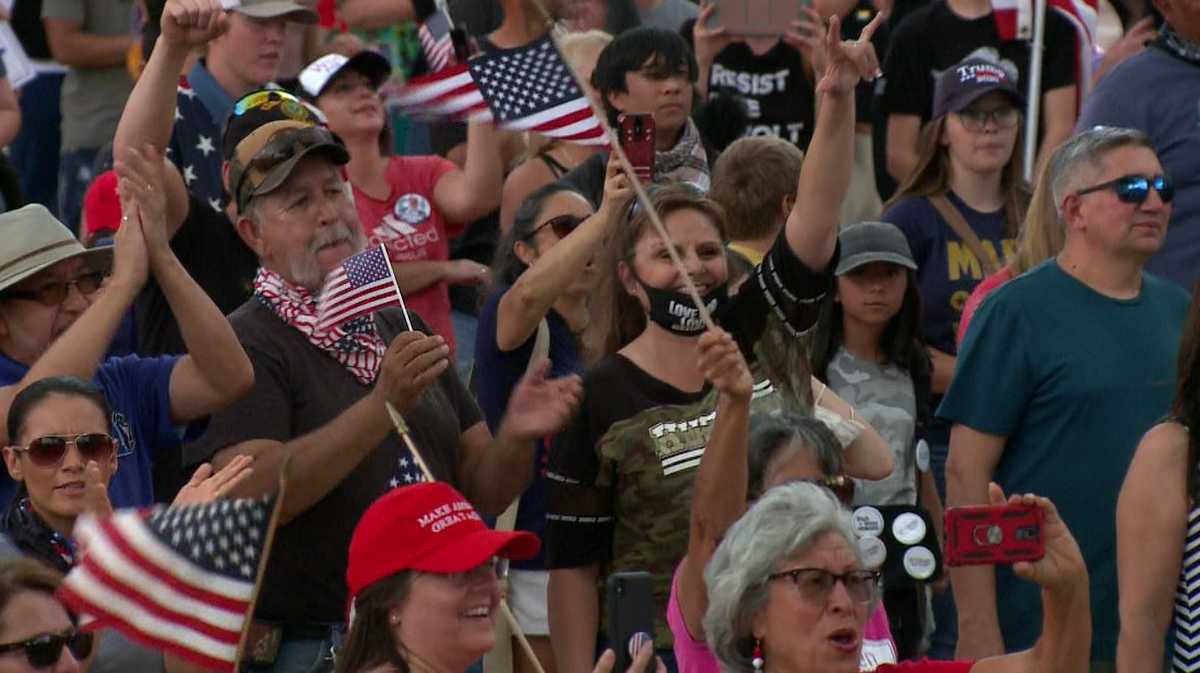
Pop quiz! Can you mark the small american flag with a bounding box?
[317,245,406,332]
[419,10,456,72]
[391,37,608,147]
[57,497,279,673]
[993,0,1098,94]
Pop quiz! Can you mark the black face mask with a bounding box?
[636,279,729,336]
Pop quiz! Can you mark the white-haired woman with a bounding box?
[704,481,1090,673]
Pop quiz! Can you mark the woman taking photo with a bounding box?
[1116,288,1200,673]
[705,481,1090,673]
[337,481,666,673]
[545,15,893,673]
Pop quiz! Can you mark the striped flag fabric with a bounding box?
[993,0,1099,93]
[57,497,278,673]
[389,36,608,147]
[418,9,456,72]
[317,244,405,331]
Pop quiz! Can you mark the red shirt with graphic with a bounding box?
[352,155,462,354]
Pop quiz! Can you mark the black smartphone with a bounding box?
[606,571,655,673]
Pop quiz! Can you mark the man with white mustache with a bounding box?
[184,75,585,673]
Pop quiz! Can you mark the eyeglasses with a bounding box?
[954,106,1020,131]
[232,89,313,120]
[0,629,94,668]
[527,214,584,240]
[13,433,116,468]
[2,271,105,307]
[1076,173,1174,205]
[768,568,880,605]
[801,475,855,505]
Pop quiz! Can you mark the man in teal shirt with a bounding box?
[940,126,1190,670]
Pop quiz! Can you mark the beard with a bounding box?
[287,220,368,290]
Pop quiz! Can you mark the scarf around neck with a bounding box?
[1156,25,1200,66]
[654,118,710,192]
[3,497,76,574]
[253,267,386,385]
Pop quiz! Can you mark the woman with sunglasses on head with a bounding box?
[473,160,632,673]
[545,16,895,673]
[673,391,899,673]
[0,557,93,673]
[298,50,503,360]
[703,479,1089,673]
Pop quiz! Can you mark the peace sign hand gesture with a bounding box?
[815,12,884,96]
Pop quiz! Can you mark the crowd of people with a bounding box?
[0,0,1194,672]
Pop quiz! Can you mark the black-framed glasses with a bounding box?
[527,214,584,240]
[954,106,1020,131]
[2,271,105,307]
[13,433,116,468]
[0,629,94,668]
[1076,173,1174,205]
[767,568,880,604]
[801,475,855,505]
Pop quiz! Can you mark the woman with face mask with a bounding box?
[543,15,895,673]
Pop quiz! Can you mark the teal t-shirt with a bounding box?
[937,259,1189,662]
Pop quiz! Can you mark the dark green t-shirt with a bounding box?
[937,259,1190,661]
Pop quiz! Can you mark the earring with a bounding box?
[752,639,764,672]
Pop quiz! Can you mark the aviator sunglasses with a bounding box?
[0,629,94,668]
[11,433,116,468]
[1076,174,1174,205]
[526,214,584,240]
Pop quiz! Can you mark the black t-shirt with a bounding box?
[134,194,259,356]
[185,304,481,623]
[878,0,1077,122]
[701,37,815,151]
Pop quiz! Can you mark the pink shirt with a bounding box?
[353,156,461,354]
[668,564,899,673]
[955,267,1014,347]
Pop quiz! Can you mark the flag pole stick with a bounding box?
[1023,0,1047,183]
[234,454,293,671]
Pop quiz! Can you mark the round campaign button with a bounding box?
[903,546,937,580]
[892,512,927,546]
[852,506,885,538]
[858,536,887,570]
[915,439,931,473]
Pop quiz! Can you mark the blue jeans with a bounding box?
[57,147,99,234]
[11,72,63,214]
[242,630,340,673]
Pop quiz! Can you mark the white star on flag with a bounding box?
[196,136,215,156]
[183,164,197,185]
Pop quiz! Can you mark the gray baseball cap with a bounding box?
[223,0,319,23]
[835,221,918,276]
[0,204,112,294]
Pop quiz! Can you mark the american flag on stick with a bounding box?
[317,245,409,332]
[390,36,608,146]
[57,494,282,672]
[418,9,457,72]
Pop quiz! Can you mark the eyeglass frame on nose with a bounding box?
[0,271,106,307]
[1075,173,1174,205]
[766,567,881,605]
[0,629,94,669]
[952,105,1021,132]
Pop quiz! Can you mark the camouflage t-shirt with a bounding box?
[545,234,833,646]
[827,347,918,506]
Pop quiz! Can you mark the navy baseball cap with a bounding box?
[932,57,1025,120]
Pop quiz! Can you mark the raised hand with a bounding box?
[374,331,451,413]
[111,179,151,293]
[172,455,255,507]
[815,11,884,96]
[160,0,228,50]
[996,483,1088,593]
[693,2,740,67]
[697,328,752,402]
[82,461,114,520]
[115,143,171,261]
[599,154,635,217]
[499,360,583,442]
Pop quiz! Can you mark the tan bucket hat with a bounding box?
[0,204,113,295]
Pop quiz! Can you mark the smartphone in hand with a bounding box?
[606,571,655,673]
[618,113,655,185]
[944,503,1045,566]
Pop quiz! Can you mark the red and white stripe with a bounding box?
[317,275,403,331]
[57,512,253,673]
[419,24,455,72]
[389,64,490,120]
[493,97,608,146]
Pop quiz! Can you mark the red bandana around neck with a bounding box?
[253,267,386,385]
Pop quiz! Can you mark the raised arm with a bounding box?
[432,120,505,225]
[1116,422,1189,673]
[812,377,894,480]
[114,0,226,235]
[116,144,254,422]
[679,329,752,640]
[496,157,632,351]
[784,13,882,272]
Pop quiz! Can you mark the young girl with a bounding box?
[811,220,942,661]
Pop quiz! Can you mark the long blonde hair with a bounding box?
[887,115,1030,239]
[1007,160,1064,275]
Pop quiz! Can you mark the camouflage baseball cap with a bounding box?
[227,121,350,214]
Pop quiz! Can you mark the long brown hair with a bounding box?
[1174,287,1200,501]
[887,114,1030,240]
[582,184,728,360]
[334,572,414,673]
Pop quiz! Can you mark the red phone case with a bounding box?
[944,503,1045,566]
[618,113,655,184]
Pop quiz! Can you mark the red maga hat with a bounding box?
[347,482,540,599]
